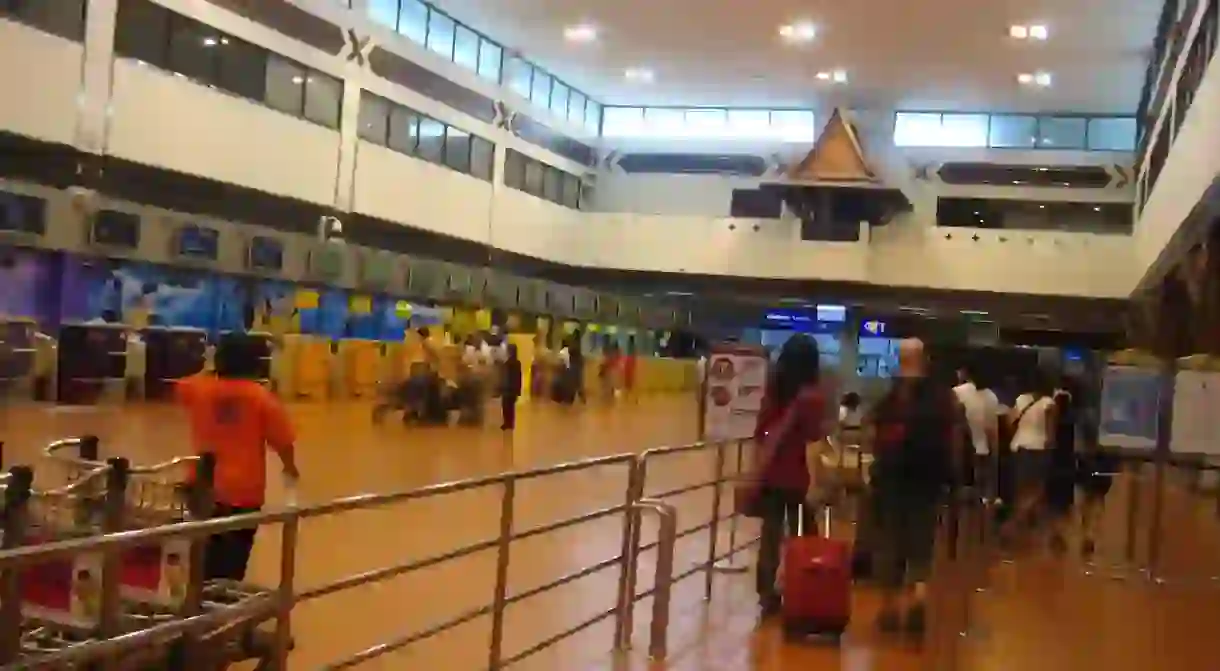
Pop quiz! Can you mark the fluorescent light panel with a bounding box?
[624,67,654,83]
[816,69,848,83]
[1009,23,1048,40]
[779,21,817,42]
[563,24,598,42]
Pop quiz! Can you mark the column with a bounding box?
[332,59,364,212]
[77,0,119,154]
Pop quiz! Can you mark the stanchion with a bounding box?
[711,441,748,575]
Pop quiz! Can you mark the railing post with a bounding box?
[181,452,216,669]
[711,441,748,578]
[1124,463,1143,570]
[99,458,130,648]
[639,499,678,661]
[702,442,724,599]
[0,466,33,664]
[487,477,516,669]
[272,512,299,671]
[614,457,647,649]
[79,434,100,461]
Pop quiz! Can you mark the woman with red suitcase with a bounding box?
[745,335,827,618]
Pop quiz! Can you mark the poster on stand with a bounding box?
[1170,369,1220,456]
[1099,365,1163,450]
[701,344,769,442]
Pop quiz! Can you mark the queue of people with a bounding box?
[741,334,1115,637]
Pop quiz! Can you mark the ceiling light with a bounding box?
[624,68,654,83]
[1034,71,1052,86]
[1017,72,1033,84]
[563,24,598,43]
[1010,24,1048,40]
[779,22,817,42]
[832,69,848,83]
[1018,71,1052,87]
[816,71,831,80]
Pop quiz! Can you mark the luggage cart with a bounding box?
[1,438,289,669]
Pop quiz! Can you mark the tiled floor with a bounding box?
[2,396,1217,670]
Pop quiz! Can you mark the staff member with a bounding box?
[176,333,301,580]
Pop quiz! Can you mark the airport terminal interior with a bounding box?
[1,0,1220,668]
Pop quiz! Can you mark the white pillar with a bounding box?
[77,0,119,154]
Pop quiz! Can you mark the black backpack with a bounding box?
[874,378,956,487]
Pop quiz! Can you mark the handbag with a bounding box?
[734,396,807,518]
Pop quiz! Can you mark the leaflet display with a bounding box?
[1170,369,1220,456]
[702,344,769,442]
[1098,365,1163,450]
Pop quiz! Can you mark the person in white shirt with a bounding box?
[1007,375,1058,526]
[953,366,1000,493]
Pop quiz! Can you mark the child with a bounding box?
[501,344,523,431]
[176,333,300,581]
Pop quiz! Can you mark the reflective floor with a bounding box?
[2,396,1217,670]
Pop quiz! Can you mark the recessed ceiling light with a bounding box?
[624,68,654,83]
[815,71,831,80]
[815,70,847,83]
[1017,71,1052,87]
[779,21,817,42]
[1034,71,1052,86]
[1010,24,1048,40]
[563,24,598,43]
[1017,72,1033,84]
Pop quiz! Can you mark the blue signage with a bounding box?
[858,319,888,338]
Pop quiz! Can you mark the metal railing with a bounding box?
[0,442,689,669]
[11,436,1196,669]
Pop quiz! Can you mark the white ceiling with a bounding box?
[431,0,1160,114]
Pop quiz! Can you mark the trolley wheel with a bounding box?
[781,618,846,644]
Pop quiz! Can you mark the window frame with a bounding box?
[893,110,1137,152]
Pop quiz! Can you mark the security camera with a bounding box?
[318,215,345,244]
[67,186,98,216]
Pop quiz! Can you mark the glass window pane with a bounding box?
[470,136,494,181]
[939,113,989,147]
[367,0,399,31]
[551,82,570,116]
[585,100,602,134]
[453,25,479,71]
[543,167,563,202]
[727,110,771,138]
[358,92,390,144]
[644,108,685,137]
[397,0,428,43]
[504,56,532,98]
[524,159,544,195]
[168,16,220,83]
[416,117,445,162]
[477,39,501,81]
[304,72,342,128]
[425,10,455,59]
[770,110,816,142]
[264,55,306,116]
[216,36,267,101]
[530,71,552,106]
[988,115,1037,148]
[685,109,726,138]
[1087,117,1138,151]
[561,173,581,208]
[568,91,586,122]
[115,0,170,65]
[15,0,87,41]
[388,106,419,154]
[504,149,527,189]
[602,107,643,137]
[444,127,471,172]
[893,112,943,147]
[1037,116,1087,149]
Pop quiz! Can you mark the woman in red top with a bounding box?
[750,334,826,615]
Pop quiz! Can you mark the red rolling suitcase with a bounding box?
[781,507,852,640]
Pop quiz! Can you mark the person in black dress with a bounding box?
[1045,384,1077,554]
[500,344,522,430]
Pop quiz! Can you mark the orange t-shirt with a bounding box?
[176,374,295,508]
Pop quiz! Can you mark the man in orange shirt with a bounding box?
[177,333,300,580]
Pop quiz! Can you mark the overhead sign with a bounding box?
[859,319,888,337]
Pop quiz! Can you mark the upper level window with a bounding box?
[357,92,495,182]
[503,149,583,209]
[894,111,1137,152]
[602,107,817,141]
[364,0,602,133]
[0,0,87,42]
[113,0,343,129]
